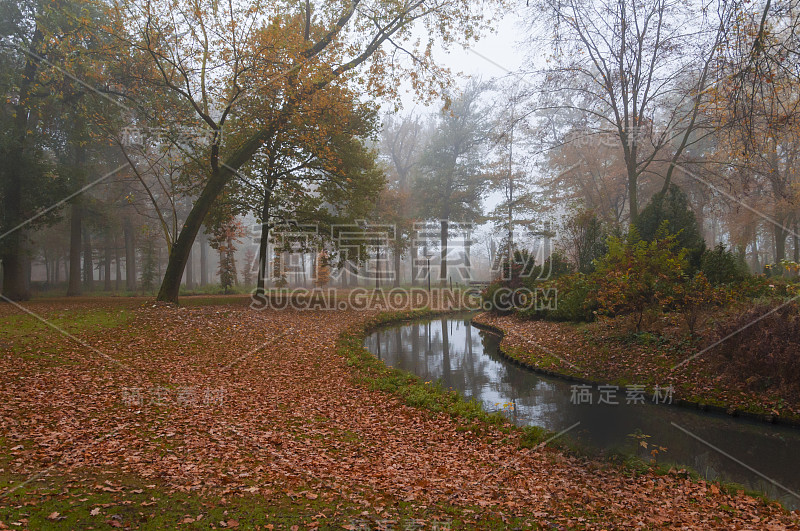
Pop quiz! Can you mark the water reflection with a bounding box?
[364,315,800,509]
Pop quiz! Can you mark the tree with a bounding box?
[529,0,733,224]
[414,80,491,285]
[231,81,384,295]
[109,0,498,303]
[139,224,159,293]
[0,0,92,300]
[708,0,800,265]
[542,121,631,228]
[487,81,539,264]
[593,226,688,332]
[209,219,245,294]
[379,112,428,285]
[242,246,256,287]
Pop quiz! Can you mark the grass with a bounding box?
[0,472,543,529]
[0,307,132,358]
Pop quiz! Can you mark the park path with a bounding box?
[0,298,797,529]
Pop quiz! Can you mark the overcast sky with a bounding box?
[393,9,531,111]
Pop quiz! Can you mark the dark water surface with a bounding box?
[364,314,800,509]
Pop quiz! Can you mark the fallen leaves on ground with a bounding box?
[0,297,797,529]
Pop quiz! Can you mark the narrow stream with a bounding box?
[364,314,800,509]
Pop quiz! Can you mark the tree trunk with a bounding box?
[45,252,52,285]
[1,233,28,301]
[464,228,471,282]
[23,250,31,295]
[393,245,401,288]
[157,168,232,303]
[104,230,113,291]
[115,234,121,292]
[256,189,272,295]
[774,221,787,264]
[66,203,83,296]
[124,217,136,291]
[83,227,93,291]
[410,229,418,287]
[440,219,448,286]
[185,243,194,289]
[626,160,640,227]
[0,27,42,302]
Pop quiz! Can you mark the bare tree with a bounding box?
[528,0,733,224]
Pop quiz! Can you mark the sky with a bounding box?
[375,7,556,255]
[394,9,531,111]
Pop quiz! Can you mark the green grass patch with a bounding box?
[0,472,544,529]
[0,307,132,358]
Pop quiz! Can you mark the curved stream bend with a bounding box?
[364,314,800,510]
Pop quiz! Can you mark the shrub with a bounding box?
[700,243,748,285]
[561,209,607,274]
[673,272,726,336]
[481,280,515,314]
[727,275,797,300]
[483,249,574,314]
[637,184,705,270]
[592,226,687,332]
[712,302,800,399]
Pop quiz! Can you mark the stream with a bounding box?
[364,314,800,509]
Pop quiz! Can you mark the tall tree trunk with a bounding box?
[440,219,448,286]
[393,246,401,288]
[104,229,113,291]
[774,221,787,264]
[124,217,136,291]
[0,172,29,301]
[157,167,233,303]
[0,27,42,302]
[752,230,761,273]
[410,229,418,287]
[628,167,639,226]
[256,190,272,295]
[464,227,471,283]
[83,227,93,291]
[185,243,194,289]
[66,203,83,296]
[115,234,121,292]
[0,237,28,300]
[23,250,31,295]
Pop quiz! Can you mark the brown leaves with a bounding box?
[0,299,797,528]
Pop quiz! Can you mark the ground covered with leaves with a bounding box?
[0,297,797,529]
[473,311,800,423]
